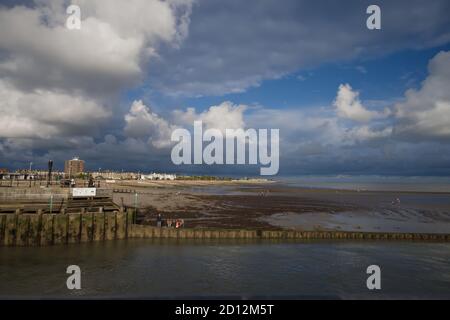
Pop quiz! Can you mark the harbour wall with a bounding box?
[0,188,69,201]
[1,211,450,246]
[0,210,133,246]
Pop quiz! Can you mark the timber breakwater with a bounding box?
[1,211,450,247]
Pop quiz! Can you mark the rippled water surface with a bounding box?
[1,239,450,299]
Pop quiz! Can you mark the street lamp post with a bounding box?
[29,162,33,188]
[134,192,138,224]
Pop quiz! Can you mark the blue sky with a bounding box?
[135,43,450,113]
[1,0,450,176]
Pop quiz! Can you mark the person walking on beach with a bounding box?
[157,213,162,227]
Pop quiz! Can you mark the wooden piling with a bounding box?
[93,212,105,241]
[143,225,154,238]
[16,214,30,246]
[194,229,204,239]
[81,212,94,242]
[105,212,116,240]
[168,228,178,239]
[186,229,195,238]
[40,214,54,246]
[126,208,134,229]
[131,224,145,238]
[68,213,81,244]
[53,214,68,245]
[28,214,41,246]
[116,211,127,240]
[153,226,161,238]
[0,214,6,245]
[4,214,17,246]
[178,229,186,239]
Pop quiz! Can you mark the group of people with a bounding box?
[156,213,184,228]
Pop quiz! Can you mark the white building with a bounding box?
[140,173,176,181]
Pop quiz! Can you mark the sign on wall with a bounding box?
[72,188,96,197]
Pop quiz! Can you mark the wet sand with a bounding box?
[110,180,450,233]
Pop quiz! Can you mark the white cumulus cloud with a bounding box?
[124,100,177,149]
[0,79,110,139]
[394,51,450,140]
[333,84,387,122]
[173,101,247,132]
[0,0,194,151]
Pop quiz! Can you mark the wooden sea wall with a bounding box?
[129,225,450,242]
[1,212,450,246]
[0,210,134,246]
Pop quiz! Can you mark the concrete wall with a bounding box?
[1,212,449,246]
[0,188,112,201]
[0,188,69,201]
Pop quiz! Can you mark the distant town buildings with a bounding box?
[91,171,176,181]
[140,173,176,181]
[0,170,64,181]
[1,159,177,182]
[92,171,140,180]
[64,157,85,177]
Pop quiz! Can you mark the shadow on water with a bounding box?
[1,239,450,299]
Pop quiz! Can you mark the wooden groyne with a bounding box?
[0,211,133,246]
[1,212,450,247]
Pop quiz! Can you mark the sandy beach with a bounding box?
[108,179,450,233]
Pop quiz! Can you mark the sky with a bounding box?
[1,0,450,176]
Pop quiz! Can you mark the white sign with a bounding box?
[72,188,96,197]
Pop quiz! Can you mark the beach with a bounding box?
[108,179,450,234]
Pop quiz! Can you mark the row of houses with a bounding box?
[0,170,177,181]
[0,171,64,180]
[140,173,177,181]
[1,157,177,181]
[91,172,177,180]
[91,171,141,180]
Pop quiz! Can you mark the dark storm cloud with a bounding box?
[149,0,450,97]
